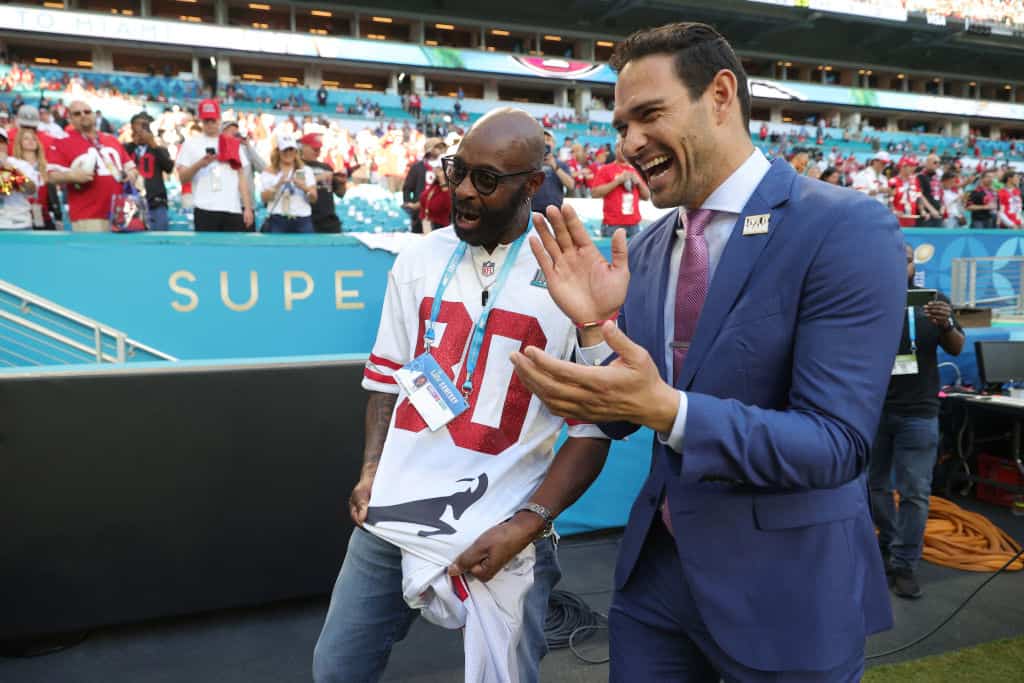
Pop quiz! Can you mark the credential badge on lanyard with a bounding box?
[394,231,528,431]
[892,306,919,376]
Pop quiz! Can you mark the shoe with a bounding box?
[890,568,922,599]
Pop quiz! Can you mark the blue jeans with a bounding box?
[266,214,314,233]
[147,205,169,231]
[868,412,939,573]
[312,527,561,683]
[601,223,639,239]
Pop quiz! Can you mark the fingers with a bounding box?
[545,205,575,253]
[529,235,558,281]
[610,228,629,271]
[600,320,645,364]
[561,203,595,250]
[449,541,487,577]
[516,346,600,388]
[511,349,603,412]
[532,212,566,263]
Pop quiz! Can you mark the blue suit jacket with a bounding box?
[606,159,904,671]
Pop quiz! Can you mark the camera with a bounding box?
[205,147,216,156]
[545,144,552,156]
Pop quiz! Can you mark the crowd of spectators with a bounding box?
[3,72,1024,234]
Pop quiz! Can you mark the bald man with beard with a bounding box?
[312,108,610,683]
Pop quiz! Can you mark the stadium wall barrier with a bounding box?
[0,356,652,639]
[0,227,1018,361]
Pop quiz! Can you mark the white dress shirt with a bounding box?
[579,148,771,453]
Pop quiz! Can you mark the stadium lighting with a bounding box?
[544,35,562,41]
[435,23,455,30]
[969,81,977,86]
[322,80,339,87]
[34,57,58,64]
[596,41,615,47]
[242,73,264,80]
[1006,84,1013,90]
[252,22,268,29]
[486,46,495,51]
[179,15,202,22]
[42,1,63,7]
[857,69,865,74]
[76,60,93,67]
[784,61,792,67]
[933,77,941,82]
[354,83,374,89]
[311,10,332,17]
[865,70,873,75]
[425,40,439,45]
[310,28,327,35]
[897,73,905,79]
[175,0,197,3]
[824,65,833,71]
[279,76,298,83]
[248,3,271,10]
[366,33,386,40]
[371,16,393,23]
[491,29,510,36]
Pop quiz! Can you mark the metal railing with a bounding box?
[950,256,1024,319]
[0,279,177,366]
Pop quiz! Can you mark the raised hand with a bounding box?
[530,204,629,328]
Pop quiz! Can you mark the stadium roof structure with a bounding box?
[341,0,1024,83]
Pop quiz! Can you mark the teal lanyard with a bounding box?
[907,306,917,354]
[424,230,529,396]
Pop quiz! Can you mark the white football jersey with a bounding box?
[362,226,604,563]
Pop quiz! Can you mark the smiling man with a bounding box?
[510,22,907,681]
[312,108,609,683]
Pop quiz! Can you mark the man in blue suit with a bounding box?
[511,22,906,681]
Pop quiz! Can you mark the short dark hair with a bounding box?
[1004,170,1018,183]
[610,22,750,128]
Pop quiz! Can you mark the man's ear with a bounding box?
[527,170,545,196]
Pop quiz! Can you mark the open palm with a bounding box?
[530,205,630,325]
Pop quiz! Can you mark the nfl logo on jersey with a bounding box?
[481,261,496,277]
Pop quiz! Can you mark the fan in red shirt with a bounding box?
[590,145,650,239]
[998,170,1022,229]
[46,100,137,232]
[889,159,920,228]
[418,164,452,234]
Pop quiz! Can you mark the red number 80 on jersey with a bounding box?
[393,297,547,455]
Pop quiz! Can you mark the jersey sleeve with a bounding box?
[362,268,413,394]
[46,137,70,172]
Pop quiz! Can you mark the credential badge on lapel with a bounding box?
[530,268,548,288]
[742,213,770,236]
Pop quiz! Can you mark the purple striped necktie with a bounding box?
[663,207,716,534]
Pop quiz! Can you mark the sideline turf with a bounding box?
[864,636,1024,682]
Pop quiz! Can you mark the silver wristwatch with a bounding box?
[517,502,554,538]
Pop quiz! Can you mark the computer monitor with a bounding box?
[975,341,1024,387]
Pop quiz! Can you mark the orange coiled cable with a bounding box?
[921,496,1024,572]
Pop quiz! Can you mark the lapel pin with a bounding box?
[742,213,770,236]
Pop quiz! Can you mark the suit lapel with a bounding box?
[677,159,796,389]
[646,215,676,381]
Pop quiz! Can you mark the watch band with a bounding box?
[517,502,554,537]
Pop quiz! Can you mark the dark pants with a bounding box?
[313,214,342,234]
[194,207,246,232]
[916,217,942,227]
[868,411,939,573]
[609,519,865,682]
[265,214,314,234]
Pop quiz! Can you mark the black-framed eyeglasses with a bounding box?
[441,156,537,196]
